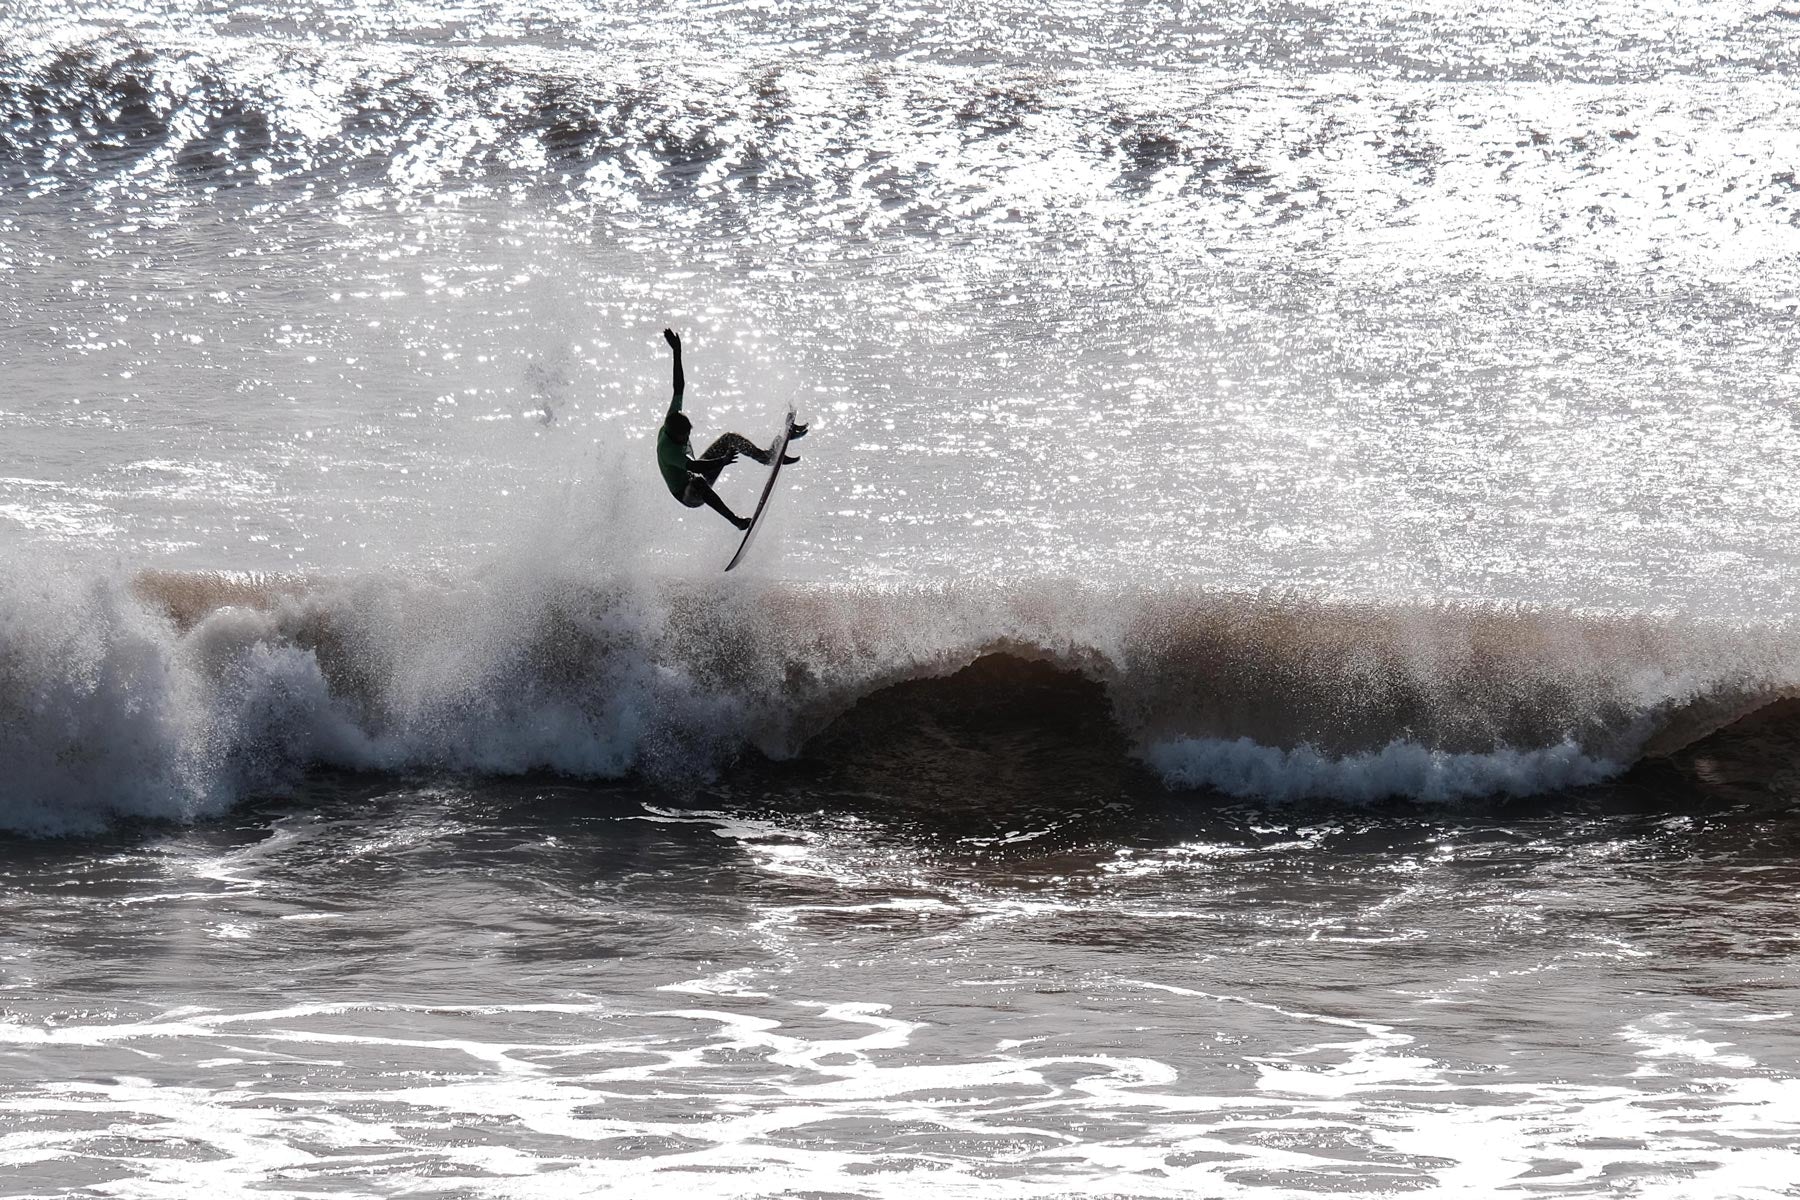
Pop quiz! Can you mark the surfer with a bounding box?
[656,327,805,529]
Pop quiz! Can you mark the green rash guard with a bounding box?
[656,384,693,498]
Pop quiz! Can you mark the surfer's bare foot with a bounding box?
[780,454,799,465]
[789,421,807,439]
[733,514,752,531]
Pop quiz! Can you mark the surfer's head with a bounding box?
[665,413,692,443]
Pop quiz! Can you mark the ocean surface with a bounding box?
[2,1,1799,1195]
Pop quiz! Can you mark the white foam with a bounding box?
[1145,734,1625,804]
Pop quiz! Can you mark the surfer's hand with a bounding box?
[663,328,680,350]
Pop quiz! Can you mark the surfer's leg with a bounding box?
[684,477,750,530]
[701,432,769,466]
[705,430,798,466]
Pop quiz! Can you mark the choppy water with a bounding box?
[5,779,1800,1197]
[3,0,1800,1195]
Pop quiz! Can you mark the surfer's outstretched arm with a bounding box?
[663,327,684,419]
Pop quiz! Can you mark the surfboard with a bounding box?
[724,407,797,572]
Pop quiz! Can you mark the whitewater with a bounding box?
[2,1,1799,1196]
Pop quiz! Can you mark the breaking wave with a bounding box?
[2,563,1794,835]
[3,21,1797,277]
